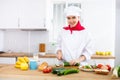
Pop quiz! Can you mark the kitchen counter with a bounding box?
[0,64,119,80]
[0,52,56,58]
[91,54,115,59]
[0,52,115,59]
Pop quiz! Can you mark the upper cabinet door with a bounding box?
[0,0,18,29]
[0,0,46,29]
[19,0,46,29]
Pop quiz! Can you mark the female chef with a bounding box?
[56,6,95,66]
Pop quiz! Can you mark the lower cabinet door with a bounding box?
[0,57,16,64]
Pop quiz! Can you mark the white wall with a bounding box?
[0,30,4,51]
[81,0,115,67]
[82,0,115,54]
[115,0,120,66]
[3,30,49,54]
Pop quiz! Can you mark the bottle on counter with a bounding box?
[33,53,39,61]
[39,43,46,52]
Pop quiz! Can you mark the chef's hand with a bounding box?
[69,59,80,66]
[69,55,86,66]
[56,50,63,60]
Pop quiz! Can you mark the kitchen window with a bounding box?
[47,0,82,42]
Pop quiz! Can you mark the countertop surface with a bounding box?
[0,52,56,58]
[0,64,119,80]
[0,52,115,59]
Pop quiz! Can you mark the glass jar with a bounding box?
[29,60,38,70]
[39,43,46,52]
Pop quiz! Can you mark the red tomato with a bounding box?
[42,67,52,73]
[97,64,103,69]
[43,68,49,73]
[48,67,52,72]
[106,64,111,71]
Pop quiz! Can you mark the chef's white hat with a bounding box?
[64,6,81,17]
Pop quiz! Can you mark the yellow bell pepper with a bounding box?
[20,63,29,70]
[16,60,22,65]
[24,56,29,63]
[15,64,20,68]
[17,57,26,63]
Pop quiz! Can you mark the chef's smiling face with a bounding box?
[67,16,79,28]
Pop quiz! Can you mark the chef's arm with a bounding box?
[75,37,94,63]
[79,55,86,62]
[57,50,62,54]
[56,50,63,60]
[81,35,95,61]
[75,55,86,63]
[55,32,62,60]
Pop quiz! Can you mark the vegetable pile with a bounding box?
[97,64,111,71]
[82,65,97,69]
[15,56,29,70]
[42,66,52,73]
[38,62,53,73]
[38,62,48,71]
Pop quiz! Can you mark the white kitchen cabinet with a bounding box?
[0,57,16,64]
[19,0,46,29]
[0,0,46,29]
[0,0,18,29]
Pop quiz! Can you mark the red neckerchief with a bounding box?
[63,21,85,34]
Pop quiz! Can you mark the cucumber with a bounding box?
[63,68,79,75]
[52,68,65,74]
[57,69,66,76]
[52,67,79,76]
[57,68,79,76]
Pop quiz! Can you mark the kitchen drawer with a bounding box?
[0,57,16,64]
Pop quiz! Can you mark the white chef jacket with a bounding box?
[56,29,95,65]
